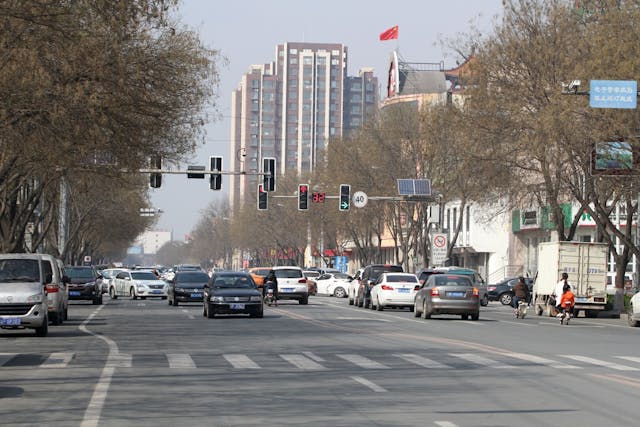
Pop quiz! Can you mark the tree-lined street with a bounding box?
[2,297,638,426]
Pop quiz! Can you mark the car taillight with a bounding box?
[414,285,421,291]
[46,283,59,293]
[381,285,394,291]
[430,288,440,296]
[472,287,479,296]
[298,278,307,284]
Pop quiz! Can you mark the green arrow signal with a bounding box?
[341,201,349,209]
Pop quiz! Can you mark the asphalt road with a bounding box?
[1,295,639,427]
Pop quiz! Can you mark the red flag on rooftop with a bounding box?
[379,25,398,41]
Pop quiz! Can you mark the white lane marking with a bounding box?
[337,354,389,369]
[538,322,605,328]
[280,354,326,370]
[394,353,452,369]
[351,376,387,392]
[302,351,325,362]
[435,422,459,427]
[41,352,74,368]
[224,354,260,369]
[500,320,536,327]
[450,353,515,369]
[80,304,121,427]
[0,353,17,366]
[180,309,195,320]
[503,352,581,370]
[560,355,639,371]
[617,356,640,364]
[136,303,146,307]
[335,316,391,322]
[167,353,196,369]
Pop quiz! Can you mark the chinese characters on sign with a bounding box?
[589,80,637,109]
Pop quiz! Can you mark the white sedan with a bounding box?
[370,272,420,311]
[315,272,351,298]
[110,270,168,300]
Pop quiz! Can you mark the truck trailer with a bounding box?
[533,241,608,317]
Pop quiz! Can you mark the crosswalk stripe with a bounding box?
[351,376,387,392]
[224,354,260,369]
[394,353,452,369]
[337,354,389,369]
[41,352,74,368]
[450,353,515,368]
[302,351,325,362]
[560,355,639,371]
[280,354,325,370]
[0,353,17,367]
[167,353,196,369]
[106,353,132,368]
[617,356,640,364]
[503,352,581,370]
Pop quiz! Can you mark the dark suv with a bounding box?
[355,264,403,309]
[64,266,103,305]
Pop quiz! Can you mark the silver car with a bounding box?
[414,274,480,320]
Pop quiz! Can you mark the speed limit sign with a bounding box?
[352,191,368,208]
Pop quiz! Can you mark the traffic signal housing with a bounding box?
[263,157,276,192]
[209,156,222,190]
[149,155,162,188]
[339,184,351,211]
[298,184,309,211]
[257,184,268,210]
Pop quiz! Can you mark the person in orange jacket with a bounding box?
[558,283,575,317]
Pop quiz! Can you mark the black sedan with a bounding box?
[167,270,210,306]
[203,272,263,318]
[486,277,534,305]
[64,266,103,305]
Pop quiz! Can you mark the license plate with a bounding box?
[230,303,245,309]
[576,297,588,302]
[190,293,202,298]
[448,292,464,297]
[151,290,162,294]
[281,288,294,292]
[397,288,410,293]
[0,317,21,326]
[69,291,81,297]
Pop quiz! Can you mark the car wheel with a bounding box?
[109,287,117,300]
[376,298,383,311]
[499,293,512,306]
[628,305,639,327]
[50,311,59,325]
[334,287,346,298]
[471,312,480,321]
[414,301,421,317]
[130,288,137,300]
[480,294,489,306]
[63,307,68,321]
[421,301,431,319]
[35,316,48,337]
[299,297,308,305]
[207,303,215,319]
[461,314,469,320]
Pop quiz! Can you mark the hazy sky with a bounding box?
[150,0,504,240]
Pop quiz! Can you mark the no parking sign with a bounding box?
[431,234,447,266]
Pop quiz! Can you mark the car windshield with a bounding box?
[212,276,255,289]
[0,259,40,283]
[274,269,302,279]
[65,268,95,279]
[131,272,158,280]
[176,272,210,282]
[434,276,472,286]
[386,274,418,283]
[334,273,350,280]
[371,265,403,279]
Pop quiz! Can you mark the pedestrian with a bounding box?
[554,272,572,315]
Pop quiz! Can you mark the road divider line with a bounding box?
[41,352,74,368]
[281,354,326,370]
[435,422,459,427]
[617,356,640,364]
[224,354,260,369]
[590,373,640,388]
[560,355,639,371]
[351,376,387,392]
[167,353,196,369]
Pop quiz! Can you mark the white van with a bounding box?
[0,254,51,336]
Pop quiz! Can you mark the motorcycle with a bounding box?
[559,301,572,325]
[264,282,277,307]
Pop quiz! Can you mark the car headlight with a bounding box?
[27,293,43,303]
[210,296,224,302]
[136,283,148,291]
[175,287,184,292]
[250,296,262,302]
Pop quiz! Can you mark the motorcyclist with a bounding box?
[263,270,278,305]
[558,283,575,318]
[511,276,530,315]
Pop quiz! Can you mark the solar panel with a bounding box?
[397,179,431,196]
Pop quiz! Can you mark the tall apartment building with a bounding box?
[230,42,378,209]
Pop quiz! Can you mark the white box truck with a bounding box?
[533,241,608,318]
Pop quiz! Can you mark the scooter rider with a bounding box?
[511,276,529,314]
[554,272,572,314]
[263,270,278,304]
[558,283,575,318]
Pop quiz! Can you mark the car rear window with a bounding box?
[177,272,210,282]
[386,274,418,283]
[275,269,303,279]
[65,268,96,280]
[435,275,472,286]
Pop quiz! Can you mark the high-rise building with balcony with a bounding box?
[230,42,377,209]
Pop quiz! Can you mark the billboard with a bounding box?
[591,141,640,175]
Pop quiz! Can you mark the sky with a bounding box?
[150,0,504,241]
